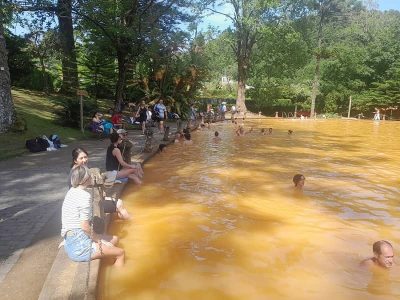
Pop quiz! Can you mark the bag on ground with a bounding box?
[25,137,49,153]
[49,134,61,149]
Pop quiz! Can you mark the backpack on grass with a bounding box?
[25,137,49,153]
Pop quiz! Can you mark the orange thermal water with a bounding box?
[99,119,400,300]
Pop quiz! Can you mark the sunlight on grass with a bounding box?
[0,88,112,161]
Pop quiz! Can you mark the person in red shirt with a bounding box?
[111,111,123,129]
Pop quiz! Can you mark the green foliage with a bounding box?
[55,98,99,128]
[5,31,35,85]
[5,0,400,118]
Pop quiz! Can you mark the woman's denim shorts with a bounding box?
[64,229,97,262]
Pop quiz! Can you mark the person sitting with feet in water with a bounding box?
[293,174,305,190]
[70,147,130,220]
[360,240,394,269]
[106,132,143,185]
[62,165,125,266]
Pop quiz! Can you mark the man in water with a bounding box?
[293,174,305,190]
[360,240,394,269]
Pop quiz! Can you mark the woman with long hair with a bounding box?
[106,132,143,185]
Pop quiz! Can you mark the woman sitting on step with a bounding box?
[106,132,143,185]
[71,147,130,220]
[62,165,125,266]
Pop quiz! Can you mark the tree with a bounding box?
[0,4,16,132]
[14,0,79,94]
[57,0,78,94]
[203,0,280,112]
[26,29,58,93]
[78,0,193,111]
[285,0,364,116]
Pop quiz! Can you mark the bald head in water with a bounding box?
[361,240,394,269]
[373,240,394,268]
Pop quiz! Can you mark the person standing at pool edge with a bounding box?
[155,99,167,133]
[360,240,394,269]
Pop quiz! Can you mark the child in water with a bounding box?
[293,174,305,190]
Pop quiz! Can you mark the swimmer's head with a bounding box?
[293,174,305,189]
[288,130,293,135]
[158,144,167,152]
[184,133,191,140]
[215,131,219,137]
[373,240,394,268]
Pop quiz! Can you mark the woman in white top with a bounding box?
[62,165,125,266]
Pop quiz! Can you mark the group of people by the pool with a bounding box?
[61,124,395,271]
[62,129,144,267]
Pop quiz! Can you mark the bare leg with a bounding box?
[91,242,125,267]
[116,199,131,220]
[117,169,142,185]
[101,234,119,245]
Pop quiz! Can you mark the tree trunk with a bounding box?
[310,52,320,118]
[39,56,48,93]
[310,7,324,118]
[115,46,128,112]
[0,21,15,132]
[236,62,247,113]
[57,0,79,95]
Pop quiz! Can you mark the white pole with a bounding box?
[347,96,352,118]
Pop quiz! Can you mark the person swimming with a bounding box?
[288,130,293,135]
[360,240,395,269]
[158,143,167,153]
[293,174,305,190]
[212,131,222,142]
[183,133,193,145]
[261,128,267,135]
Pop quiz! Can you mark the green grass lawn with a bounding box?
[0,88,110,161]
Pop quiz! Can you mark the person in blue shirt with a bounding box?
[154,99,167,133]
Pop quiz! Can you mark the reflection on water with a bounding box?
[99,120,400,300]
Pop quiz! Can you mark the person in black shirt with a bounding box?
[106,132,143,185]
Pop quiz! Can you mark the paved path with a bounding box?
[0,126,172,286]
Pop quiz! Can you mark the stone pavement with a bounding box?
[0,123,177,291]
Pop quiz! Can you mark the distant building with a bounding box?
[221,76,233,85]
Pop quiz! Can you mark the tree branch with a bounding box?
[204,7,235,23]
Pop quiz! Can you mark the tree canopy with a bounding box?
[1,0,400,132]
